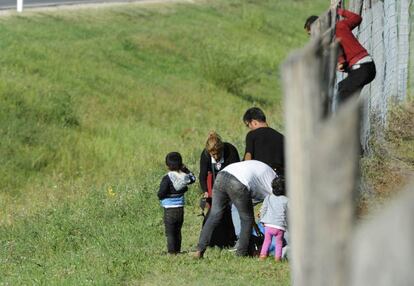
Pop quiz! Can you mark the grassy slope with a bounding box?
[0,0,328,284]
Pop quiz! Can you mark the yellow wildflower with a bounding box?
[107,187,116,197]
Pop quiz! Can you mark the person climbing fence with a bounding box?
[304,1,376,106]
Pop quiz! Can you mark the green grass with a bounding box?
[0,0,327,284]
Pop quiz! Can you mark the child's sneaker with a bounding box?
[227,241,239,252]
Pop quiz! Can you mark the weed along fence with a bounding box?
[281,1,414,286]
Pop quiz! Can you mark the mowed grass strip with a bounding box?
[0,0,327,284]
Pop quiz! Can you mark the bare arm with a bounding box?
[244,131,254,161]
[244,152,252,161]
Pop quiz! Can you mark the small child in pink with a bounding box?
[259,176,288,261]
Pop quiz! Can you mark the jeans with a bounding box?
[198,171,254,256]
[163,207,184,254]
[232,201,262,238]
[203,205,236,248]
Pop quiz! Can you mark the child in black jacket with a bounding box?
[158,152,195,254]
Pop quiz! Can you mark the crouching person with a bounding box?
[194,160,276,258]
[158,152,196,255]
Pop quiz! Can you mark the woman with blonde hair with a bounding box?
[199,131,240,248]
[199,131,240,198]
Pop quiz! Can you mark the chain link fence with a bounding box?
[350,0,412,149]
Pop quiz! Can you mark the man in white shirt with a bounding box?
[195,160,276,258]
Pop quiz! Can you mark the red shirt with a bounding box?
[336,9,369,68]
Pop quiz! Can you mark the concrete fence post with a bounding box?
[17,0,23,12]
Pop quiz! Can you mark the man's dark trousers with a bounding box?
[338,61,376,104]
[197,171,254,256]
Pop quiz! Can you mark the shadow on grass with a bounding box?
[232,91,271,106]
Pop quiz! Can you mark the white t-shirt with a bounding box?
[222,160,276,201]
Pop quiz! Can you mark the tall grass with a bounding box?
[360,100,414,215]
[0,0,328,284]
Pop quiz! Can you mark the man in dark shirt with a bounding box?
[243,107,285,175]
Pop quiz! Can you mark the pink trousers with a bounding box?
[259,226,284,259]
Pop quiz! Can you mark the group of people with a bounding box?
[158,107,287,261]
[157,4,377,262]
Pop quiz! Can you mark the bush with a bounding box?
[199,43,261,96]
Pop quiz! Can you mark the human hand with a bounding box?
[337,63,345,72]
[181,165,190,173]
[203,192,209,198]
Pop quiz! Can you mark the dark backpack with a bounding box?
[248,222,265,256]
